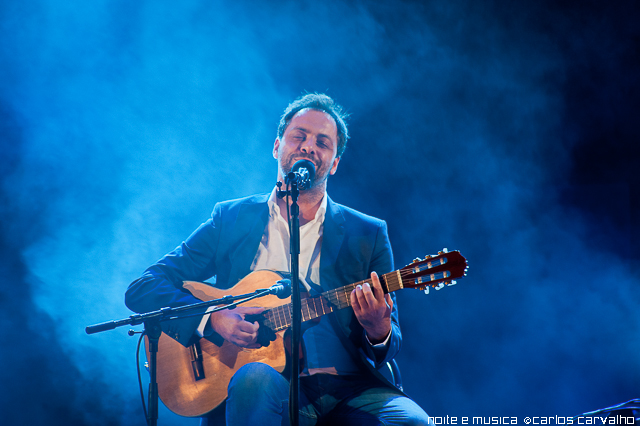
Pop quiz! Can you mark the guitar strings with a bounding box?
[263,258,463,331]
[264,272,403,331]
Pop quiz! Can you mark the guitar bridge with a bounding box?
[190,341,205,381]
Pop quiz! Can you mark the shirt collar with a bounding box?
[267,186,328,224]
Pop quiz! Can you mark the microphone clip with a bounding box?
[276,181,289,199]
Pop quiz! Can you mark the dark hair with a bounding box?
[277,93,349,157]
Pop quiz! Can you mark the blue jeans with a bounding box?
[207,362,432,426]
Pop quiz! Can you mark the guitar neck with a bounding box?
[263,271,403,332]
[262,250,466,331]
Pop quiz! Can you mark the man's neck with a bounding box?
[275,181,327,226]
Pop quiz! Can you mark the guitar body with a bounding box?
[145,250,468,418]
[147,270,290,418]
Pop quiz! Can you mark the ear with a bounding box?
[329,156,341,175]
[273,138,280,159]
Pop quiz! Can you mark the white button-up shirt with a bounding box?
[250,188,326,290]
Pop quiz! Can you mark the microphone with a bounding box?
[286,159,316,190]
[267,279,292,299]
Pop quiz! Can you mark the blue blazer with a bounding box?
[125,193,402,383]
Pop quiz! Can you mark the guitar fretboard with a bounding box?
[263,271,404,331]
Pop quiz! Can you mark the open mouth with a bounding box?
[291,156,317,170]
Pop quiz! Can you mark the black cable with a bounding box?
[572,398,640,422]
[136,331,149,425]
[286,180,292,259]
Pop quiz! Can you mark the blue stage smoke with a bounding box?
[1,1,638,424]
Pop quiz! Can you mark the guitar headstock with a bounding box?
[401,248,468,294]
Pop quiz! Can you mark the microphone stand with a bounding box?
[86,286,286,426]
[277,178,301,426]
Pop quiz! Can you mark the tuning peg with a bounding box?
[438,248,449,255]
[434,282,445,290]
[412,258,422,263]
[424,254,432,259]
[448,280,457,286]
[415,285,430,294]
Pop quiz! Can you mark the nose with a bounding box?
[300,136,316,155]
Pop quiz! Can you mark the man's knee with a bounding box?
[228,362,285,399]
[373,395,434,426]
[395,401,434,426]
[226,363,289,424]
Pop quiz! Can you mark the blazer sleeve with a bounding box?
[360,220,402,368]
[124,203,223,346]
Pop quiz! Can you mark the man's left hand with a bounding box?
[350,271,393,344]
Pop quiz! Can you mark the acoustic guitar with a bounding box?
[147,249,468,417]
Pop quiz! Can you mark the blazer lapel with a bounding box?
[321,197,366,353]
[227,196,270,286]
[320,196,345,292]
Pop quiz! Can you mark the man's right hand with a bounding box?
[209,306,265,348]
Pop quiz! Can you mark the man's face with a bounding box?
[273,108,341,189]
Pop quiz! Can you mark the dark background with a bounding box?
[1,0,638,424]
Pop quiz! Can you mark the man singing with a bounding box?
[125,93,431,425]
